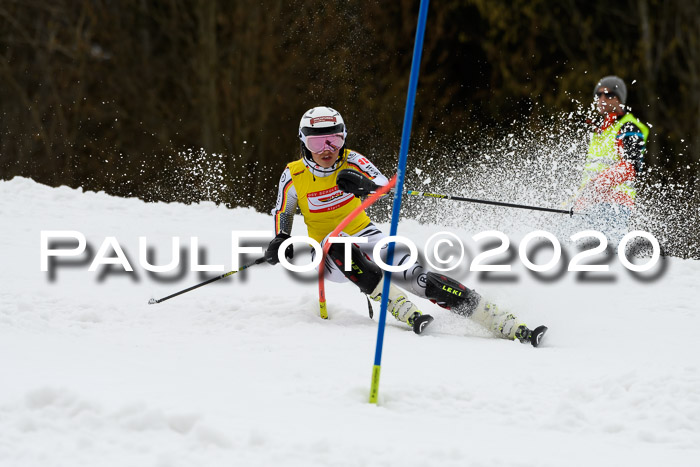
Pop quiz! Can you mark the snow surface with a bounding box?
[1,176,699,467]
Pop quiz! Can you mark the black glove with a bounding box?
[336,169,379,197]
[265,233,294,265]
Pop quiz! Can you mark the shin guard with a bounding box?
[425,272,481,317]
[327,243,382,295]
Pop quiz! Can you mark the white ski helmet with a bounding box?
[298,106,348,173]
[298,106,347,142]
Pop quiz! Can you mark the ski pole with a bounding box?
[148,257,266,304]
[402,189,576,216]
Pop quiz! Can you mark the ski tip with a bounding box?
[412,314,434,335]
[531,325,548,347]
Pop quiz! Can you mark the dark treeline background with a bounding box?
[1,0,699,214]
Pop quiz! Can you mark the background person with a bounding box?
[573,75,649,244]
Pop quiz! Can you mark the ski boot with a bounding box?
[515,325,548,347]
[370,278,433,335]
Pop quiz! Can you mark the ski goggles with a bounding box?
[595,90,618,100]
[302,133,345,153]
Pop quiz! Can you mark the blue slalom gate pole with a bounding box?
[369,0,430,404]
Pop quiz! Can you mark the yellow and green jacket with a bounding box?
[577,111,649,209]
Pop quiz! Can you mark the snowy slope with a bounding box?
[1,176,699,467]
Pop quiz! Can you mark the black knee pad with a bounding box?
[425,272,481,317]
[327,242,382,295]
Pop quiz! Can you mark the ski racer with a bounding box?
[574,76,649,243]
[265,106,547,346]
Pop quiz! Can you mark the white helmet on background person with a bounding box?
[298,106,347,172]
